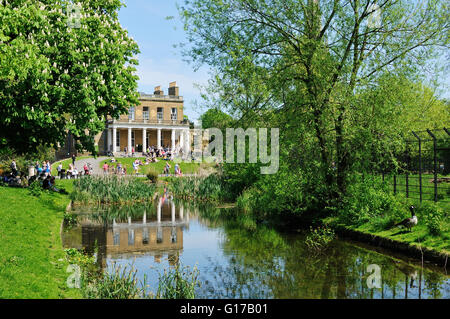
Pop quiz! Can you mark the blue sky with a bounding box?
[118,0,210,122]
[118,0,449,122]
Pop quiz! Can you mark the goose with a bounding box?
[394,205,417,232]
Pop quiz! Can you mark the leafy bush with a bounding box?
[338,175,405,227]
[63,212,78,229]
[416,202,445,236]
[28,180,43,197]
[146,170,159,183]
[305,226,335,251]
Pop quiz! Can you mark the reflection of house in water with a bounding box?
[63,198,190,268]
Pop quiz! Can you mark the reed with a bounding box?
[168,174,231,202]
[71,175,156,205]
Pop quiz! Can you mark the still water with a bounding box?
[62,196,449,299]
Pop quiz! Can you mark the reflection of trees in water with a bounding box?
[201,215,449,299]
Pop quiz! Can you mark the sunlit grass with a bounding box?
[0,185,81,298]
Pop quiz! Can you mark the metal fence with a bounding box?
[382,128,450,203]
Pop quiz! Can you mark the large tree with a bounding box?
[179,0,449,195]
[0,0,139,154]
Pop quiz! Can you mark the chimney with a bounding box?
[154,86,164,95]
[168,81,179,96]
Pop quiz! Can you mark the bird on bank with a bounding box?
[394,205,418,232]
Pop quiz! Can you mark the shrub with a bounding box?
[28,180,43,197]
[146,170,159,183]
[416,202,445,236]
[305,226,336,251]
[338,175,405,227]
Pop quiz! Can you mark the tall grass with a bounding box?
[83,263,151,299]
[168,174,232,202]
[156,264,200,299]
[79,260,199,299]
[71,176,156,205]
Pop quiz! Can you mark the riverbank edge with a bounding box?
[327,223,449,268]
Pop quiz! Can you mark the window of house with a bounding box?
[143,107,149,120]
[128,107,135,120]
[171,108,177,120]
[157,107,163,120]
[131,131,135,146]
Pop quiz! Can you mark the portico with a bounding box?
[107,124,190,155]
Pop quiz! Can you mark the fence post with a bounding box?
[393,174,397,195]
[412,131,422,202]
[426,129,438,202]
[405,147,409,198]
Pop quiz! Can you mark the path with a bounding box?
[74,156,108,175]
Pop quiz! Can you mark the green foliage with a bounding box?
[146,170,159,183]
[156,264,200,299]
[168,174,233,202]
[416,202,446,236]
[83,263,150,299]
[235,161,330,218]
[337,176,406,227]
[71,176,156,205]
[63,212,78,229]
[305,226,335,252]
[65,248,96,271]
[0,1,140,154]
[181,0,449,198]
[28,180,44,197]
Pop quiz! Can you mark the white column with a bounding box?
[107,129,112,152]
[171,129,175,151]
[128,216,132,225]
[127,127,132,154]
[186,129,191,153]
[143,211,146,224]
[171,202,175,224]
[142,128,147,153]
[112,127,117,152]
[157,129,161,149]
[179,205,184,220]
[157,199,161,223]
[180,130,184,152]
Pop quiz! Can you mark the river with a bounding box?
[62,196,449,299]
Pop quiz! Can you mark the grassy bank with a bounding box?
[0,180,81,298]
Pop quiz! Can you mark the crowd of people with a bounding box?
[1,159,63,192]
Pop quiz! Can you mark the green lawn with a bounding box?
[0,180,81,298]
[99,157,206,175]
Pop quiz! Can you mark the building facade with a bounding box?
[56,81,191,158]
[105,81,190,155]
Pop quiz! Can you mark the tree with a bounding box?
[179,0,449,195]
[0,0,140,154]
